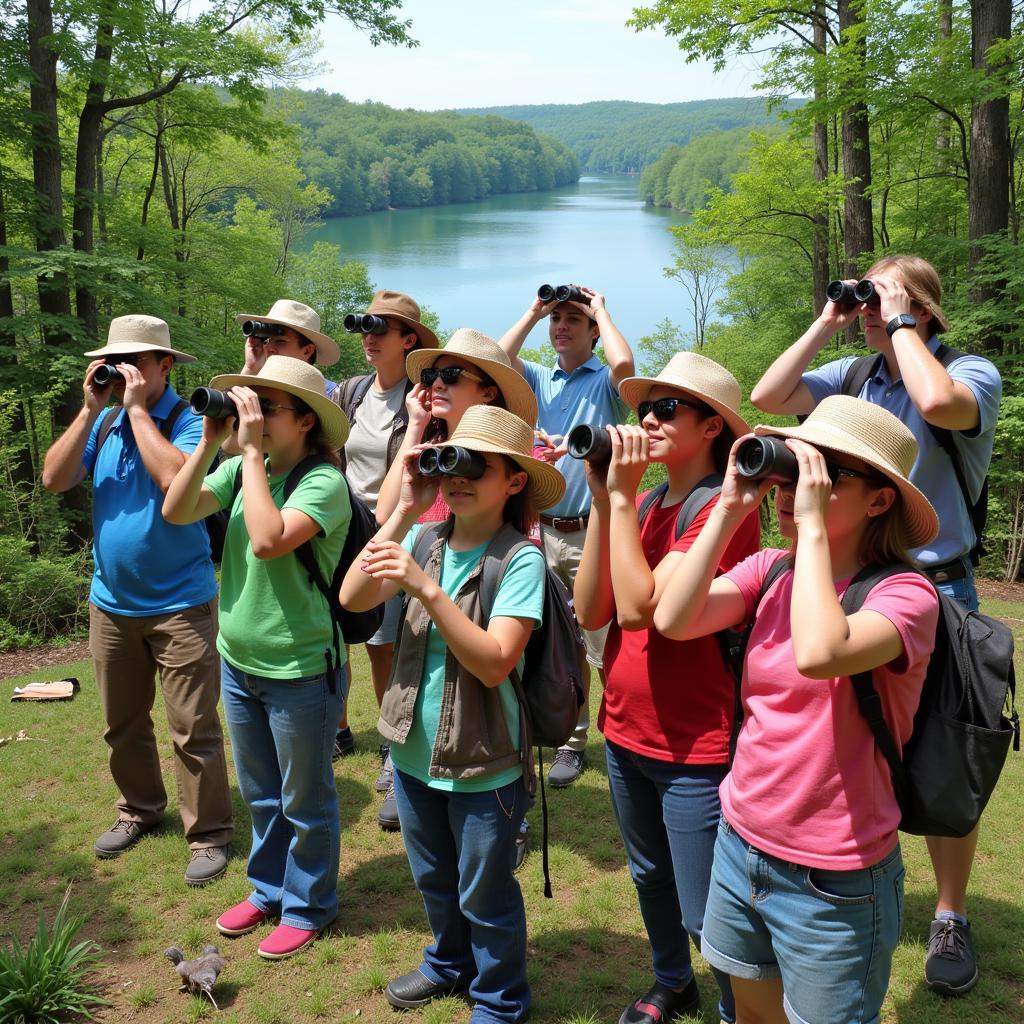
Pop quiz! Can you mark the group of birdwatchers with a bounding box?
[42,253,1003,1024]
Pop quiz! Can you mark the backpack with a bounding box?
[836,346,989,564]
[636,475,724,542]
[96,401,229,562]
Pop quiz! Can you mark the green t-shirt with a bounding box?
[206,456,351,678]
[390,525,546,792]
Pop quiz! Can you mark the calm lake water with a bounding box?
[305,174,694,348]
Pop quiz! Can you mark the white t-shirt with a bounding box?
[343,380,407,509]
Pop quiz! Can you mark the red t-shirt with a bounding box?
[599,491,761,764]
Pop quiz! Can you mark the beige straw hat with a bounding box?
[85,314,196,363]
[362,290,439,350]
[211,355,350,451]
[440,405,565,512]
[754,395,939,548]
[405,328,538,425]
[233,299,340,367]
[618,352,749,440]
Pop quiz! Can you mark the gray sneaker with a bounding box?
[376,747,394,793]
[94,819,155,859]
[185,846,229,886]
[547,748,585,788]
[378,782,400,832]
[925,918,978,996]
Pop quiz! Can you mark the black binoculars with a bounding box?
[825,279,879,307]
[537,283,588,305]
[343,313,388,335]
[735,436,798,483]
[241,319,287,340]
[189,387,272,420]
[93,363,123,387]
[566,424,612,464]
[417,445,487,480]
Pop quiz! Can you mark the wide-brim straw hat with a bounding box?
[405,328,538,425]
[211,355,350,451]
[618,351,749,440]
[754,395,939,548]
[364,290,439,350]
[85,314,196,363]
[440,405,565,512]
[233,299,340,367]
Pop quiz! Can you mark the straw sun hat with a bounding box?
[211,355,350,451]
[233,299,341,367]
[439,405,565,512]
[405,328,538,425]
[361,290,440,350]
[618,352,750,440]
[754,395,939,548]
[85,314,196,363]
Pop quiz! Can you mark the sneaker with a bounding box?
[217,899,270,936]
[257,923,318,960]
[376,745,394,792]
[378,781,401,832]
[925,917,979,996]
[618,978,700,1024]
[547,748,585,788]
[514,819,529,872]
[94,819,155,859]
[332,727,355,761]
[185,845,228,886]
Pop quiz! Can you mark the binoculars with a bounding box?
[735,436,798,484]
[343,313,389,335]
[417,445,487,480]
[93,363,123,387]
[537,283,588,305]
[189,387,272,420]
[825,279,879,307]
[241,319,287,340]
[566,424,612,464]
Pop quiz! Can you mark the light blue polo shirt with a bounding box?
[83,385,217,616]
[802,337,1002,565]
[521,355,630,519]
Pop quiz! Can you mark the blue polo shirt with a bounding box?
[83,385,217,616]
[521,355,630,519]
[802,337,1002,565]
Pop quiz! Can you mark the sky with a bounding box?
[306,0,762,110]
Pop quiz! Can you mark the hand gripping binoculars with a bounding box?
[537,283,588,305]
[92,364,123,386]
[417,445,487,480]
[825,279,879,307]
[343,313,389,335]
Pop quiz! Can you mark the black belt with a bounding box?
[539,513,589,533]
[922,558,969,584]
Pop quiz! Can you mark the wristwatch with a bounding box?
[885,313,917,338]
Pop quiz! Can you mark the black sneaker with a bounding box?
[925,918,978,996]
[378,781,400,832]
[332,727,355,761]
[547,748,585,788]
[618,978,700,1024]
[375,745,393,793]
[514,819,529,872]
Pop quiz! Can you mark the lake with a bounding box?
[305,174,696,349]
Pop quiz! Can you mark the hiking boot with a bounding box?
[332,727,355,761]
[376,745,394,792]
[94,819,155,859]
[547,748,585,788]
[925,918,978,996]
[386,967,466,1009]
[618,978,700,1024]
[185,846,229,886]
[514,819,529,872]
[378,781,401,832]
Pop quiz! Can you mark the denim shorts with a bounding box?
[701,818,904,1024]
[367,592,403,646]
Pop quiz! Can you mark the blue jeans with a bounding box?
[933,561,979,611]
[392,769,529,1024]
[605,740,735,1023]
[220,658,347,930]
[702,818,904,1024]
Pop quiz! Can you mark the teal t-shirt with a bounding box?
[206,456,351,678]
[390,525,546,792]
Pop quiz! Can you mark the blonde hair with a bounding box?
[864,254,950,333]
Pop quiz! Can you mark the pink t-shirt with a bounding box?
[720,549,939,870]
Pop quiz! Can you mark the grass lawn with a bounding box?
[1,597,1022,1024]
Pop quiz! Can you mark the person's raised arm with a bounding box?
[375,383,433,525]
[118,364,189,493]
[574,453,615,630]
[42,361,111,493]
[581,289,634,390]
[163,415,234,524]
[497,296,557,375]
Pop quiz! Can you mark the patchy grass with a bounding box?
[0,599,1022,1024]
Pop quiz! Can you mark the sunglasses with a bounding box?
[420,366,484,387]
[637,397,711,422]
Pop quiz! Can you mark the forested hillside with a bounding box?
[274,90,579,217]
[454,98,794,172]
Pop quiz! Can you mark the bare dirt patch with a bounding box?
[0,639,90,682]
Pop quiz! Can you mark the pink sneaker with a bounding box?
[257,923,318,960]
[216,899,269,936]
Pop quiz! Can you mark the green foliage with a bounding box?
[0,886,109,1024]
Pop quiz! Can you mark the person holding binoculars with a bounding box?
[573,353,759,1024]
[653,395,940,1024]
[750,254,1002,997]
[163,355,352,961]
[498,284,635,788]
[340,405,564,1024]
[42,315,233,885]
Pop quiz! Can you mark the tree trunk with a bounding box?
[811,3,830,315]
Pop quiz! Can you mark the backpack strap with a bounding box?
[94,407,121,454]
[637,475,724,542]
[159,398,188,441]
[839,353,884,400]
[337,373,376,421]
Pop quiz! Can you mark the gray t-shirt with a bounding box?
[343,380,407,509]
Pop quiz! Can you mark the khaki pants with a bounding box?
[89,601,233,850]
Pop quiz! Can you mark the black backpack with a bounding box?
[636,475,724,542]
[96,401,229,562]
[836,346,989,564]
